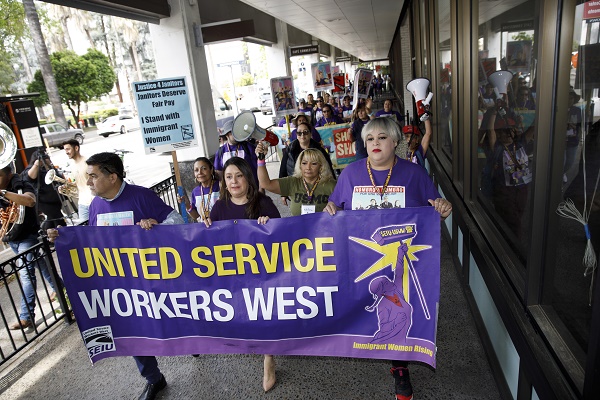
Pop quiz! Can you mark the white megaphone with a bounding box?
[406,78,434,121]
[488,70,513,117]
[231,111,280,160]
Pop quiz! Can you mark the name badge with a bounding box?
[301,204,316,215]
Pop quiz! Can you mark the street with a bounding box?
[46,112,278,188]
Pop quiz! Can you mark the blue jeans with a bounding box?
[134,356,162,383]
[9,234,59,322]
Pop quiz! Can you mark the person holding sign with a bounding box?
[47,152,184,400]
[256,145,336,215]
[323,117,451,400]
[203,157,280,392]
[178,157,220,222]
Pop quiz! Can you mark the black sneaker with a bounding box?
[390,366,413,400]
[138,374,167,400]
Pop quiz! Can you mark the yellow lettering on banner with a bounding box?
[191,246,215,278]
[159,247,182,279]
[292,238,314,272]
[139,248,160,279]
[315,237,336,272]
[256,243,280,273]
[214,245,236,276]
[71,248,93,278]
[92,248,116,277]
[281,241,291,272]
[111,248,125,276]
[120,248,140,277]
[235,243,258,275]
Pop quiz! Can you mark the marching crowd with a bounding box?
[1,88,450,400]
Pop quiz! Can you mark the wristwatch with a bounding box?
[0,190,7,199]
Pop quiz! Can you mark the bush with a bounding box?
[98,108,119,120]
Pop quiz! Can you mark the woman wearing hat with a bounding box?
[288,113,321,143]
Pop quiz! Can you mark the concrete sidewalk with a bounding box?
[0,234,501,400]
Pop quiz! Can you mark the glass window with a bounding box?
[475,0,540,261]
[437,0,452,159]
[546,0,600,364]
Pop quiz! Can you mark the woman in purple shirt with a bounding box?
[179,157,220,223]
[204,157,280,393]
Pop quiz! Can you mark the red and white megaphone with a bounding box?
[488,71,513,117]
[232,111,280,160]
[406,78,434,121]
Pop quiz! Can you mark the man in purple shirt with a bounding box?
[48,152,184,400]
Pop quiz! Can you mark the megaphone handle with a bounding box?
[257,140,266,160]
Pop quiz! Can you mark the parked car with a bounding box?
[97,115,140,137]
[39,123,84,148]
[260,92,273,115]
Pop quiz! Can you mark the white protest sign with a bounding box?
[133,77,198,154]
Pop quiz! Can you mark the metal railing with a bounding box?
[0,237,73,367]
[0,175,178,367]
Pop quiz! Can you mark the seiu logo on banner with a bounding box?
[55,208,441,368]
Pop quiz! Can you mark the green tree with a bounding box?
[235,72,254,87]
[23,0,68,127]
[512,32,534,42]
[28,49,116,124]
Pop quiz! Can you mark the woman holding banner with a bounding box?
[323,117,451,400]
[178,157,220,223]
[203,157,280,392]
[256,146,336,216]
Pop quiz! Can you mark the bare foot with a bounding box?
[263,355,276,392]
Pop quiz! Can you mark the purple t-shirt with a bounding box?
[406,144,426,166]
[213,141,258,183]
[315,115,344,127]
[210,195,281,221]
[375,110,404,124]
[190,181,220,214]
[329,156,440,211]
[89,183,174,226]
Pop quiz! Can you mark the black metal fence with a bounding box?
[0,175,179,367]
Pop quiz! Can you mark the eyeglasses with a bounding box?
[297,130,311,136]
[317,100,323,103]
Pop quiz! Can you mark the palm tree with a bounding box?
[22,0,67,127]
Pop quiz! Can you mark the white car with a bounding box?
[97,115,140,137]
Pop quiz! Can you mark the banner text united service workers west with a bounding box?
[55,208,440,368]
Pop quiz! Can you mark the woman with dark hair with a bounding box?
[204,157,280,392]
[348,103,371,160]
[315,104,343,127]
[178,157,220,222]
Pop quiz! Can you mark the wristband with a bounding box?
[257,160,266,167]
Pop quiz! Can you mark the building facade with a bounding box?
[388,1,599,399]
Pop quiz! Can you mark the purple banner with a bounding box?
[55,208,440,367]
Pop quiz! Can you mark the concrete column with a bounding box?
[330,44,336,64]
[148,0,219,162]
[265,20,291,78]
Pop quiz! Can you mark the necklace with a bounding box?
[225,143,239,158]
[302,176,321,203]
[199,181,214,219]
[367,157,396,199]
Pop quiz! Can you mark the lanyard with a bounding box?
[199,181,214,219]
[366,158,396,199]
[302,177,321,203]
